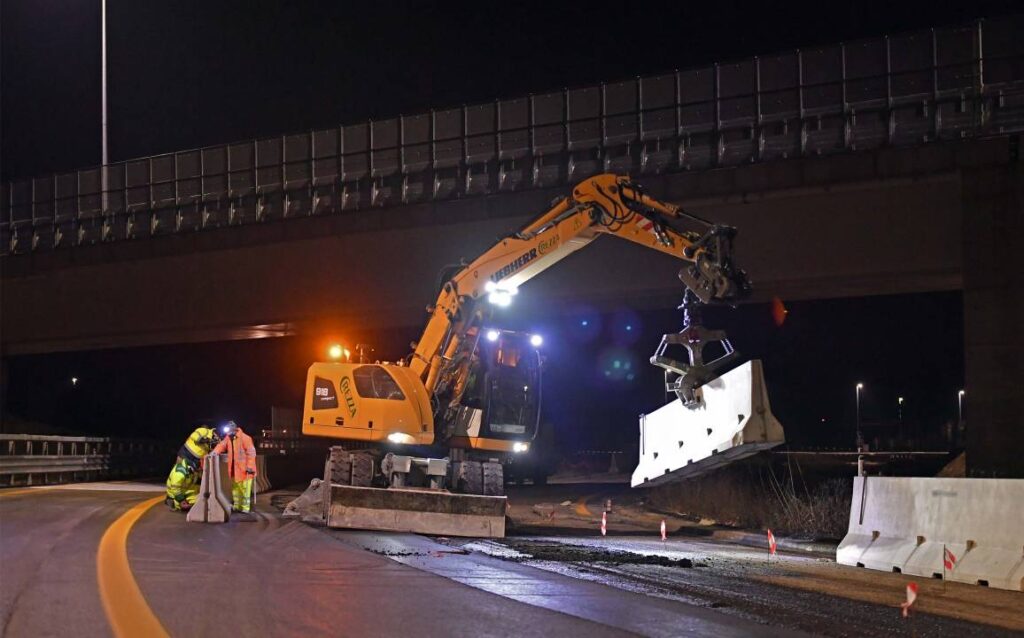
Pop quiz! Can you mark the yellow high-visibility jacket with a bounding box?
[179,426,217,466]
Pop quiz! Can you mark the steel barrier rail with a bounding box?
[257,436,337,455]
[2,16,1022,255]
[0,434,172,487]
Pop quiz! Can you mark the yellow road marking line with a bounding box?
[97,495,170,638]
[0,488,42,498]
[574,495,593,517]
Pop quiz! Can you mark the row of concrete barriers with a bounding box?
[837,476,1023,591]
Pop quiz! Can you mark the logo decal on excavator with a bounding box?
[491,248,537,283]
[312,376,339,410]
[538,235,560,255]
[339,376,357,417]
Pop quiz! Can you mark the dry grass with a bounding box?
[647,456,852,539]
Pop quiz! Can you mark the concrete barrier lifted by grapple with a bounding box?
[634,293,785,487]
[632,360,784,487]
[288,174,756,538]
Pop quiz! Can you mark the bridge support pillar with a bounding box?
[0,358,7,432]
[961,153,1024,477]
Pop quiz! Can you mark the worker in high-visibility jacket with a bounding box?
[212,421,258,512]
[165,425,220,511]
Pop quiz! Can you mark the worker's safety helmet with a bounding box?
[220,421,239,437]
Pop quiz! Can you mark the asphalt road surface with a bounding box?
[1,482,1021,637]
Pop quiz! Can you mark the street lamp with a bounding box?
[898,396,904,423]
[958,389,965,423]
[101,0,109,213]
[855,383,864,452]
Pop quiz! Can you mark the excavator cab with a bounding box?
[447,329,542,450]
[480,330,542,440]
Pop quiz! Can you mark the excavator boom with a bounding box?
[410,174,749,409]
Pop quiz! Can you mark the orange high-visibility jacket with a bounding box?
[213,428,257,482]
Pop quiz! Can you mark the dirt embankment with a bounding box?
[646,457,852,539]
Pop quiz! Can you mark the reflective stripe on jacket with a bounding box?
[179,427,217,465]
[213,427,257,482]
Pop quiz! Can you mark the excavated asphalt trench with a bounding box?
[496,539,696,568]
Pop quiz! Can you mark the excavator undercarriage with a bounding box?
[315,448,508,537]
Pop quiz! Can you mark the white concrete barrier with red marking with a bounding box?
[632,360,785,487]
[837,476,1024,591]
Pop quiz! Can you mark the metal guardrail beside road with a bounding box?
[2,16,1022,256]
[0,434,170,487]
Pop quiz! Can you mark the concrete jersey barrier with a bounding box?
[187,454,234,524]
[837,476,1024,591]
[254,455,272,494]
[632,360,785,488]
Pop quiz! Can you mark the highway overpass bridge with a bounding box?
[2,17,1021,475]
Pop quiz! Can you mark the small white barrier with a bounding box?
[632,360,785,487]
[186,454,233,524]
[837,476,1024,591]
[254,455,272,494]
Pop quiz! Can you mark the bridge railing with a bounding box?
[0,434,171,487]
[3,16,1022,256]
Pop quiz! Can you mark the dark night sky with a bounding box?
[2,0,1021,180]
[0,2,990,447]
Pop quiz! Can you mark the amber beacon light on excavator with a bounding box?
[287,174,783,537]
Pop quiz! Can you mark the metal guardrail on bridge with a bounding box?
[0,434,170,487]
[2,16,1022,256]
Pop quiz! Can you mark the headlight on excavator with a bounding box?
[513,442,529,453]
[485,281,518,307]
[387,432,416,445]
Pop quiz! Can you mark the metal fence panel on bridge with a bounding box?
[3,16,1022,255]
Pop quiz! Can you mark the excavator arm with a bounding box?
[409,173,750,398]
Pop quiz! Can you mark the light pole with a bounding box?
[101,0,109,212]
[898,396,904,423]
[958,389,965,423]
[855,382,864,452]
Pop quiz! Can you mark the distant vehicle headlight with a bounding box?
[513,442,529,453]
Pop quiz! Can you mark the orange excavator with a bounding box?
[292,173,750,537]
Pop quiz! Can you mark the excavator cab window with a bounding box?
[477,333,541,440]
[352,365,406,401]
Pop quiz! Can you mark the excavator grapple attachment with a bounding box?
[632,359,784,488]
